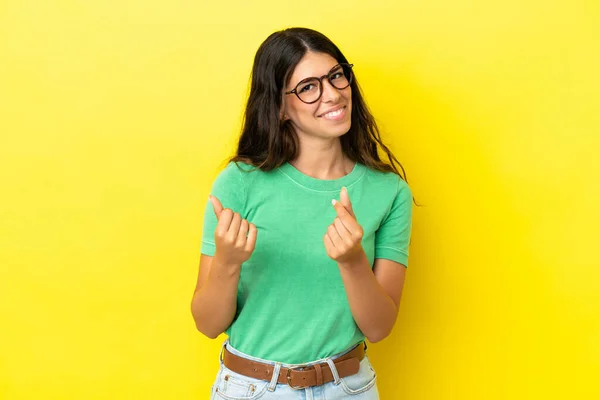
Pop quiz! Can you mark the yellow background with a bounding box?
[1,0,599,398]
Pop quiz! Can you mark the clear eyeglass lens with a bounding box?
[330,65,351,89]
[295,64,353,103]
[297,79,321,103]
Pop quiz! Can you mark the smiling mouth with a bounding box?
[318,106,346,118]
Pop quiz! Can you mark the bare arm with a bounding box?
[190,254,241,339]
[190,196,257,339]
[338,254,406,342]
[324,187,407,343]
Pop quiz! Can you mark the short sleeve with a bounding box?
[200,162,247,256]
[374,178,413,267]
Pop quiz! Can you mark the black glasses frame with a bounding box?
[285,63,354,104]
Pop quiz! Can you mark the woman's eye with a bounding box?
[299,84,316,93]
[331,72,343,80]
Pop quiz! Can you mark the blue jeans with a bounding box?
[210,340,379,399]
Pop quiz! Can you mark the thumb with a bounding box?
[340,187,355,217]
[209,195,223,218]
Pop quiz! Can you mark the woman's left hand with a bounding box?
[324,187,365,264]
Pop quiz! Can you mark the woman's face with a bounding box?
[282,51,352,141]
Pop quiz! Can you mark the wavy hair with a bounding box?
[230,27,409,183]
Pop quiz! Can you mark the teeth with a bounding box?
[324,108,343,118]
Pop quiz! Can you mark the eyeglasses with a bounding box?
[285,63,354,104]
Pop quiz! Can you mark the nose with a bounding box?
[320,79,341,103]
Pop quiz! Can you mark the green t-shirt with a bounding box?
[201,161,412,364]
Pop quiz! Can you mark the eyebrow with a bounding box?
[293,64,342,86]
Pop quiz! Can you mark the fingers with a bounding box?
[326,189,364,262]
[214,206,256,253]
[225,212,242,243]
[209,195,224,218]
[334,217,353,245]
[323,232,335,255]
[235,219,249,248]
[245,223,257,253]
[235,219,257,253]
[215,208,234,238]
[340,187,355,217]
[332,200,359,236]
[332,199,349,217]
[327,224,344,248]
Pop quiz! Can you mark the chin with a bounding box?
[319,118,351,136]
[331,121,352,137]
[299,120,352,140]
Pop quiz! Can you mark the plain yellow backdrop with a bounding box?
[1,0,599,399]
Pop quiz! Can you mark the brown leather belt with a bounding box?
[222,343,366,389]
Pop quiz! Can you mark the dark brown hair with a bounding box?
[231,27,409,183]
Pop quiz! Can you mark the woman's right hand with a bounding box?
[209,195,257,266]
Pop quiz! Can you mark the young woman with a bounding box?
[191,27,413,399]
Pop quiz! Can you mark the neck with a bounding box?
[289,137,354,180]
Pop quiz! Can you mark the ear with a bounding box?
[280,100,289,121]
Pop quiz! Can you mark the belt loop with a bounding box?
[325,358,341,385]
[268,363,282,392]
[313,363,324,386]
[219,339,229,365]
